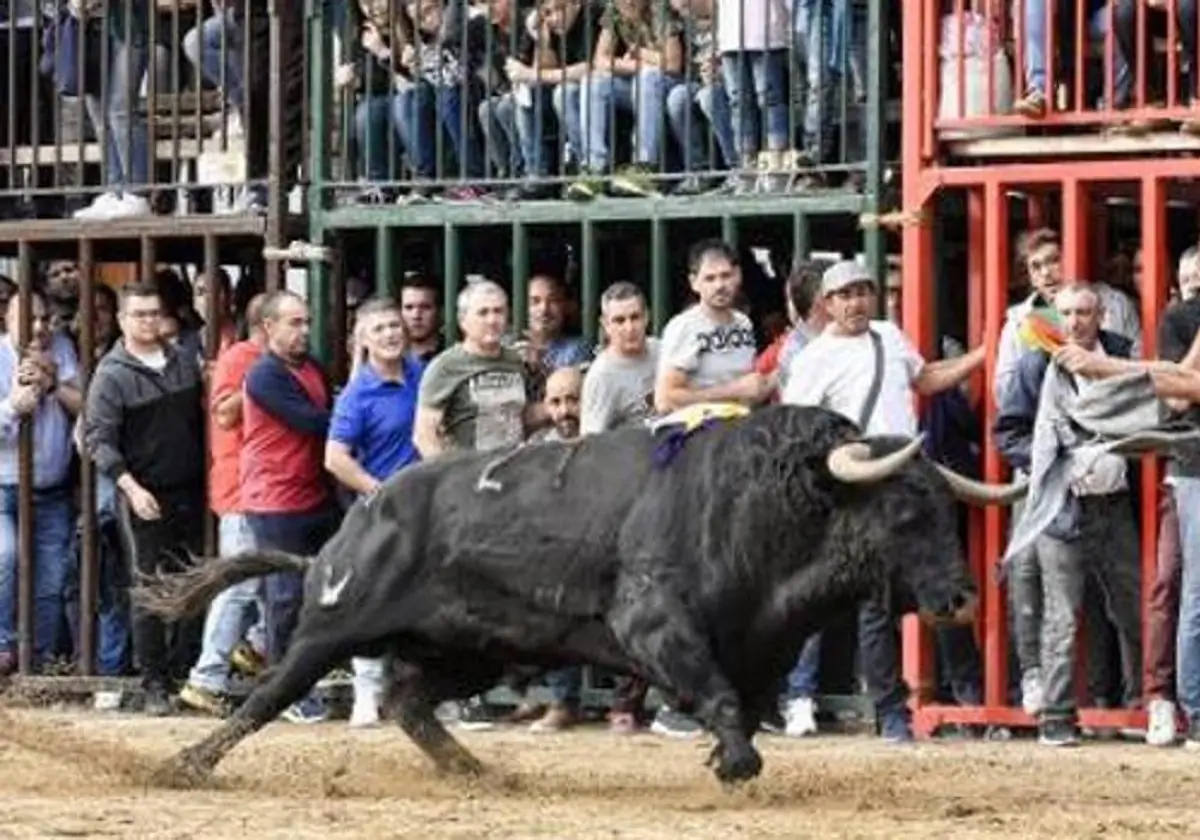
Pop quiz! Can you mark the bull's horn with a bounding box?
[932,463,1029,506]
[826,436,925,484]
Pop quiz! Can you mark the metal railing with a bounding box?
[307,0,895,206]
[0,0,270,217]
[930,0,1200,142]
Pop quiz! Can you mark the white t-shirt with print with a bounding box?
[782,320,925,437]
[658,305,757,390]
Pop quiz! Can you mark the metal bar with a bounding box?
[511,223,530,333]
[443,224,461,343]
[981,179,1010,710]
[862,0,888,283]
[375,227,393,297]
[77,238,97,676]
[792,213,811,263]
[306,0,331,221]
[721,216,737,250]
[650,218,669,335]
[308,231,333,369]
[140,237,157,284]
[1061,179,1090,280]
[1139,176,1167,707]
[924,156,1200,186]
[581,220,598,347]
[329,248,347,385]
[15,241,35,676]
[201,234,221,559]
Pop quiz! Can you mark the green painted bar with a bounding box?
[512,222,530,332]
[443,224,462,343]
[581,220,599,346]
[375,226,393,296]
[722,216,738,250]
[861,0,890,285]
[793,213,812,263]
[650,217,669,334]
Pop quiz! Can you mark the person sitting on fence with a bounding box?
[664,0,737,195]
[182,0,245,131]
[566,0,686,200]
[0,286,82,676]
[537,0,607,186]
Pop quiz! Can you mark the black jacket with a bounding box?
[84,342,206,498]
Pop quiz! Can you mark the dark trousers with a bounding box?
[1148,489,1183,699]
[115,490,205,690]
[246,504,340,666]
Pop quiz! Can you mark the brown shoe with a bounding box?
[1013,89,1047,118]
[530,704,576,733]
[503,700,545,724]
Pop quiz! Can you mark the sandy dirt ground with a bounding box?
[0,708,1198,839]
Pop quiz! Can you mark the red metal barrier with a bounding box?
[903,0,1192,737]
[928,0,1200,142]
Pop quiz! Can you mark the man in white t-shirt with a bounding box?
[655,239,770,414]
[782,260,985,742]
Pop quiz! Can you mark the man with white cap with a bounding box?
[781,259,986,741]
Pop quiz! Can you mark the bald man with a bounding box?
[539,365,582,441]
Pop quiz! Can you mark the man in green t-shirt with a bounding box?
[415,280,545,455]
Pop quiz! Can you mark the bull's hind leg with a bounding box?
[610,587,762,785]
[388,659,501,776]
[152,635,345,788]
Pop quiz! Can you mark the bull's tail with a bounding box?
[131,550,310,621]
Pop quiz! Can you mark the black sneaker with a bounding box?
[1038,719,1080,747]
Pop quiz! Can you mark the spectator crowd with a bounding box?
[5,224,1200,753]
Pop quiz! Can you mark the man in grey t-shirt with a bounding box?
[582,282,660,436]
[654,239,769,413]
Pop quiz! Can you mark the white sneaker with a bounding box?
[73,191,122,220]
[783,696,818,738]
[1021,669,1045,717]
[1145,698,1178,747]
[107,193,152,219]
[349,694,381,728]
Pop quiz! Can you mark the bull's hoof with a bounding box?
[149,751,213,789]
[434,747,485,778]
[712,743,763,785]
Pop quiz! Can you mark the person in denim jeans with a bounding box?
[539,0,607,178]
[394,0,489,199]
[664,0,737,194]
[562,0,685,200]
[0,290,82,675]
[716,0,791,192]
[74,3,153,220]
[182,1,244,115]
[1014,0,1127,118]
[794,0,866,185]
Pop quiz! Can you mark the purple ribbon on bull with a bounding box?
[651,417,724,469]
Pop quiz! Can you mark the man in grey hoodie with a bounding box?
[84,281,206,716]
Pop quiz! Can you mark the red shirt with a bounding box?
[754,334,788,404]
[208,340,263,515]
[240,354,331,514]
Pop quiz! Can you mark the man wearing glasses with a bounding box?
[85,282,207,716]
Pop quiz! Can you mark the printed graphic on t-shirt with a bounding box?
[695,323,756,354]
[468,369,527,450]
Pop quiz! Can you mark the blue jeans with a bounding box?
[720,50,790,160]
[84,37,150,188]
[581,70,677,172]
[187,513,265,693]
[796,0,866,162]
[545,666,581,707]
[786,633,822,699]
[0,486,74,666]
[354,94,407,182]
[63,493,133,677]
[183,11,244,111]
[1174,479,1200,724]
[665,81,737,172]
[246,505,340,666]
[1024,0,1120,98]
[551,82,585,166]
[478,88,557,179]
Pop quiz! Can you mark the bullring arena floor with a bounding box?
[0,709,1197,838]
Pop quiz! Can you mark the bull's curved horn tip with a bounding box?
[826,436,924,484]
[932,462,1029,506]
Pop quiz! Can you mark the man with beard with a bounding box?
[326,297,425,727]
[241,291,341,724]
[518,274,592,400]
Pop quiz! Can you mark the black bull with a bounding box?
[133,405,1026,787]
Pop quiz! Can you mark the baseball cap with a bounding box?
[820,260,875,296]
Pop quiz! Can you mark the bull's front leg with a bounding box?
[390,659,498,776]
[609,586,763,785]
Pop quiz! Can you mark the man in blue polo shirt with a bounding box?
[325,296,424,727]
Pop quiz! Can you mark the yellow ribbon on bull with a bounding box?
[649,402,752,435]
